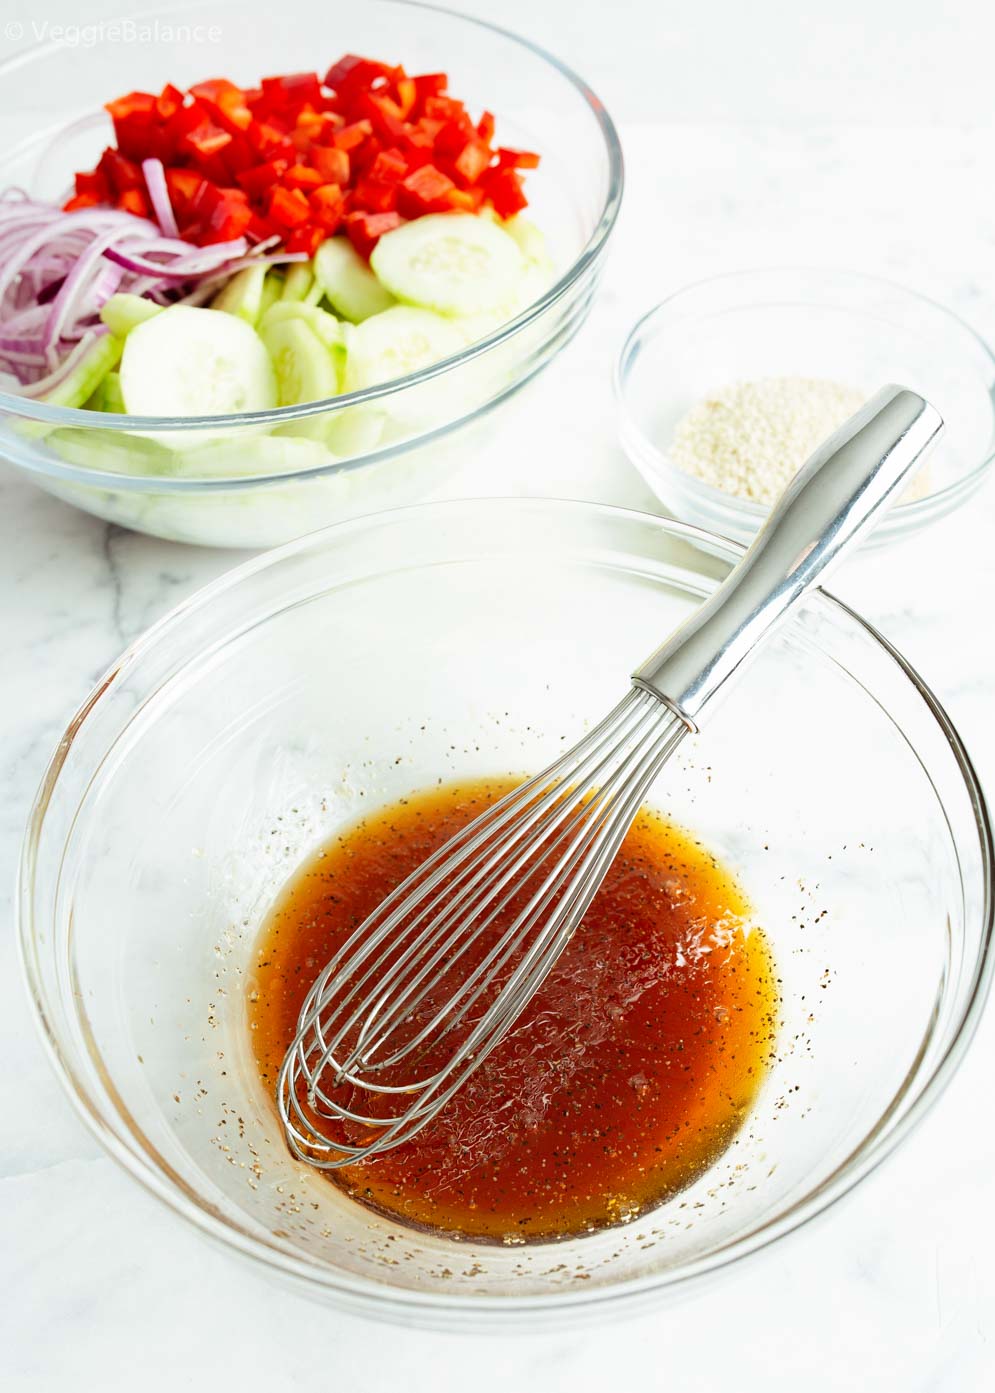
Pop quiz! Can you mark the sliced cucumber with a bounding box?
[19,334,125,439]
[260,271,284,317]
[501,216,553,271]
[259,315,340,406]
[321,406,386,456]
[171,432,334,479]
[119,306,277,416]
[455,258,556,346]
[48,424,173,475]
[314,236,396,322]
[100,293,163,339]
[282,263,322,304]
[370,213,523,316]
[344,306,464,390]
[84,370,125,413]
[261,300,346,352]
[211,264,267,325]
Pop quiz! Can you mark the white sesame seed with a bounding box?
[669,376,931,506]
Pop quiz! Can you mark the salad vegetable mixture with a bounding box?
[0,56,553,467]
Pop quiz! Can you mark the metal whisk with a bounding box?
[278,386,942,1169]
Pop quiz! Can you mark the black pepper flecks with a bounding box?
[248,777,779,1242]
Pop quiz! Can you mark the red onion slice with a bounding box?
[141,158,179,239]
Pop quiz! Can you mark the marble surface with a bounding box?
[4,2,995,1388]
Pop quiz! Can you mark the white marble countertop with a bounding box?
[4,2,995,1388]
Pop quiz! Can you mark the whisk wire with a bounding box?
[278,688,687,1166]
[343,691,676,1073]
[295,691,658,1089]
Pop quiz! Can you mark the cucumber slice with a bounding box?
[282,263,320,303]
[370,213,523,316]
[119,305,277,416]
[100,293,163,339]
[211,264,266,325]
[48,424,173,475]
[84,370,125,413]
[261,300,346,352]
[259,315,340,406]
[344,306,464,390]
[260,271,284,317]
[24,332,124,437]
[314,236,396,322]
[455,258,556,346]
[501,216,553,271]
[322,406,386,456]
[172,432,334,479]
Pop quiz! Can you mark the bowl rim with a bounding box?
[17,496,995,1320]
[613,266,995,524]
[0,0,624,455]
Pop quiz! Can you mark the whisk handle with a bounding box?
[632,385,943,730]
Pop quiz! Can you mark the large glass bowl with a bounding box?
[19,499,993,1329]
[0,0,622,547]
[616,270,995,548]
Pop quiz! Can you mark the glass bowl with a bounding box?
[615,270,995,547]
[19,499,993,1330]
[0,0,622,548]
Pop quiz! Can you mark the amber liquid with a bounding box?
[249,778,778,1241]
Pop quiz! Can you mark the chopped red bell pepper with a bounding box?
[181,120,233,160]
[67,56,537,251]
[368,147,408,182]
[185,182,253,243]
[310,182,345,231]
[345,209,403,259]
[75,169,110,200]
[268,184,311,229]
[261,72,324,112]
[285,224,325,256]
[354,178,400,213]
[433,116,477,160]
[399,163,457,216]
[247,119,292,158]
[117,188,152,218]
[165,167,206,210]
[155,84,184,122]
[354,90,408,142]
[324,55,396,96]
[105,91,156,123]
[394,77,417,118]
[190,79,253,132]
[311,145,350,185]
[332,119,374,152]
[453,139,491,186]
[496,147,541,171]
[98,147,143,193]
[412,73,447,113]
[480,166,528,219]
[283,163,326,191]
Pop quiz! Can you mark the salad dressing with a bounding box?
[249,778,778,1241]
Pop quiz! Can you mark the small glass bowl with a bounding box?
[615,270,995,547]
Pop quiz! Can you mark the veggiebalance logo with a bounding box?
[4,18,223,48]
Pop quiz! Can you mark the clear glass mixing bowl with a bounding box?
[0,0,622,547]
[19,499,994,1329]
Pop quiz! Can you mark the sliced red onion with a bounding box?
[17,329,108,397]
[141,158,179,239]
[0,197,304,391]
